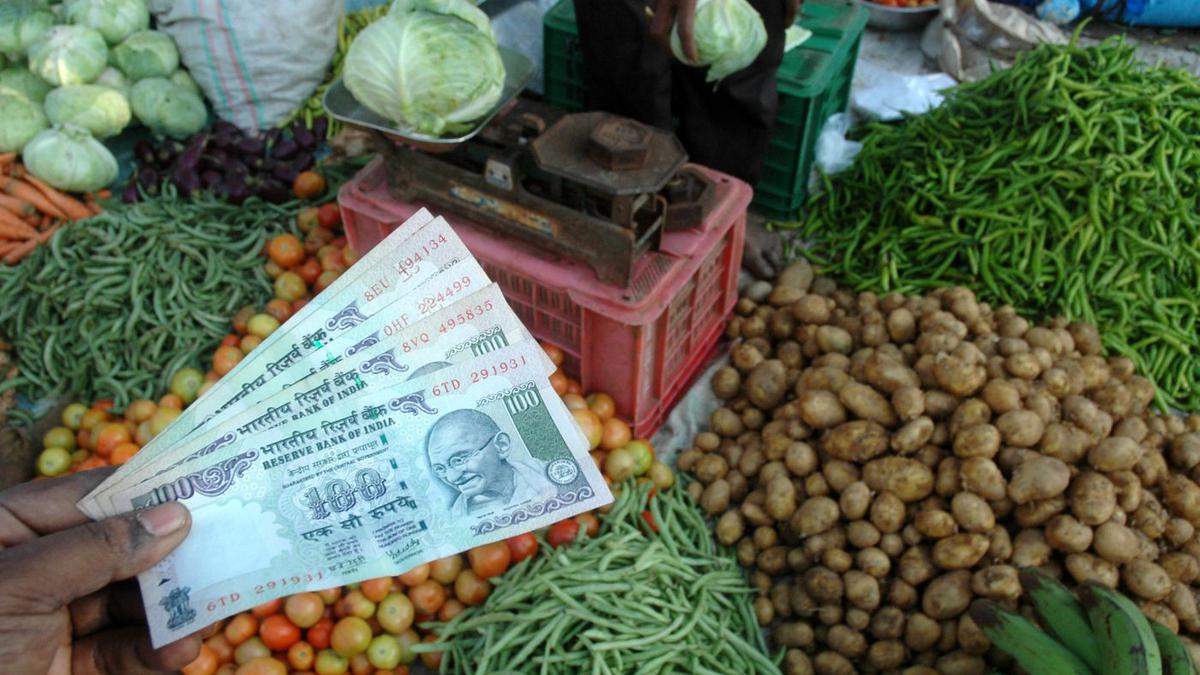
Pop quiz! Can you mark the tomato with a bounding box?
[376,592,414,634]
[264,260,285,280]
[125,399,158,423]
[240,335,263,354]
[547,518,580,547]
[395,629,420,665]
[285,592,325,629]
[252,598,283,617]
[604,447,636,482]
[500,533,537,565]
[314,649,349,675]
[600,417,632,451]
[315,270,340,293]
[232,305,257,334]
[338,590,376,620]
[320,248,347,274]
[429,555,463,585]
[225,613,259,646]
[213,346,245,377]
[438,598,465,622]
[407,580,445,615]
[43,426,76,451]
[149,406,181,436]
[293,171,327,200]
[648,461,675,489]
[397,563,429,587]
[110,442,139,465]
[317,202,341,228]
[549,369,568,396]
[566,378,583,396]
[453,570,491,606]
[360,577,393,603]
[586,392,616,420]
[234,636,270,664]
[293,298,310,314]
[297,207,320,233]
[366,634,401,670]
[265,298,294,324]
[419,634,443,670]
[235,656,286,675]
[625,439,655,476]
[268,234,306,269]
[306,617,334,650]
[182,644,219,675]
[79,408,109,432]
[275,271,308,302]
[204,633,234,664]
[349,653,373,675]
[305,227,335,254]
[287,641,315,671]
[171,367,205,404]
[561,393,587,411]
[62,402,88,430]
[247,314,281,339]
[468,542,511,579]
[76,456,108,472]
[576,512,600,537]
[571,409,603,450]
[37,447,72,476]
[296,257,322,285]
[540,341,565,367]
[259,614,301,651]
[342,246,359,266]
[331,617,372,657]
[317,587,342,605]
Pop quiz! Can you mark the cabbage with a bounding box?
[111,29,178,81]
[342,0,505,136]
[64,0,149,45]
[168,68,200,97]
[27,24,107,85]
[0,66,52,103]
[671,0,766,84]
[93,65,130,96]
[23,124,117,191]
[0,1,57,60]
[0,92,48,152]
[45,84,130,138]
[130,77,205,139]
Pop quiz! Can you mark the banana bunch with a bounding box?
[969,568,1197,675]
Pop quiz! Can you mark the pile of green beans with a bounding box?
[418,481,782,675]
[281,5,390,138]
[799,38,1200,410]
[0,185,286,409]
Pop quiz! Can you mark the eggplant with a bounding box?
[201,170,222,189]
[236,136,265,157]
[292,151,315,171]
[271,162,299,184]
[172,167,201,197]
[134,140,156,165]
[258,179,290,204]
[138,167,160,189]
[155,145,176,165]
[263,128,282,147]
[223,159,250,177]
[122,182,141,203]
[293,128,317,152]
[312,117,328,139]
[177,145,203,172]
[270,138,298,161]
[223,177,251,205]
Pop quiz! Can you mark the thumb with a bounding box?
[0,502,190,612]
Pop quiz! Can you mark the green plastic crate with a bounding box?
[543,0,867,220]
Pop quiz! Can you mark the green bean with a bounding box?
[794,37,1200,410]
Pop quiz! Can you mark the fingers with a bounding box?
[743,248,778,280]
[71,627,201,675]
[0,502,190,613]
[676,0,699,62]
[785,0,801,26]
[69,580,146,637]
[648,0,678,53]
[0,466,117,546]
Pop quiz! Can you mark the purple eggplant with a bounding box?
[312,117,328,139]
[293,128,317,152]
[270,138,298,160]
[201,170,222,189]
[172,167,201,197]
[223,159,249,177]
[258,179,290,204]
[292,151,315,171]
[223,177,251,205]
[134,140,156,165]
[138,167,160,189]
[236,135,265,157]
[122,182,141,203]
[271,162,299,184]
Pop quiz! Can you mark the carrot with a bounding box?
[0,210,38,239]
[38,214,51,229]
[19,174,91,221]
[83,194,104,215]
[38,222,61,243]
[3,239,37,265]
[0,194,35,219]
[0,153,15,171]
[0,176,67,220]
[0,242,17,258]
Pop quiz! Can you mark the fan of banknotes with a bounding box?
[77,209,613,647]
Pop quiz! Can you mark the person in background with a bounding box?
[573,0,801,279]
[0,467,199,674]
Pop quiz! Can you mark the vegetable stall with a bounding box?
[0,1,1197,675]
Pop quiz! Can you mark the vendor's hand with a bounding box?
[743,217,784,280]
[649,0,698,62]
[786,0,802,25]
[0,467,199,674]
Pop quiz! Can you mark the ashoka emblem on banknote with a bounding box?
[546,458,579,485]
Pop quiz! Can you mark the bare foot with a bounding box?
[743,214,784,280]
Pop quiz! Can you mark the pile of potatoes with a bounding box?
[678,261,1200,675]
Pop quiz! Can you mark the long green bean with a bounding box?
[416,481,782,674]
[796,37,1200,410]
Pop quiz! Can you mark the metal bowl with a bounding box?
[854,0,937,30]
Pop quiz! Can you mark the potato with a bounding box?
[822,460,860,493]
[1161,552,1200,584]
[922,570,973,619]
[699,479,731,515]
[947,492,994,534]
[932,534,990,569]
[980,379,1021,414]
[1123,560,1171,601]
[844,570,881,611]
[905,613,942,652]
[759,546,790,576]
[892,386,926,422]
[987,527,1013,563]
[838,382,898,427]
[1045,514,1094,553]
[957,613,990,656]
[952,424,1001,459]
[805,566,843,604]
[1011,529,1052,567]
[1064,395,1113,440]
[1163,475,1200,526]
[1089,436,1145,472]
[766,475,798,521]
[1165,518,1196,547]
[1141,602,1179,635]
[711,366,742,399]
[776,622,815,648]
[714,510,745,546]
[934,355,987,397]
[892,416,935,454]
[784,441,818,478]
[936,651,987,675]
[794,497,840,536]
[959,457,1006,500]
[1015,496,1067,528]
[1065,553,1120,588]
[1171,433,1200,471]
[797,390,846,430]
[971,565,1021,600]
[900,546,936,587]
[710,407,745,438]
[1040,423,1092,464]
[863,457,935,503]
[813,651,855,675]
[793,294,830,324]
[1169,582,1200,632]
[915,509,958,539]
[1069,472,1117,526]
[1111,470,1143,513]
[1008,455,1071,504]
[871,491,906,534]
[950,399,992,436]
[826,625,867,660]
[742,501,773,527]
[816,325,853,355]
[822,548,853,574]
[925,390,961,419]
[839,481,872,520]
[1088,521,1140,564]
[857,547,891,578]
[746,359,787,410]
[995,409,1045,448]
[847,520,881,549]
[886,307,917,343]
[861,354,920,394]
[937,457,963,496]
[822,420,890,462]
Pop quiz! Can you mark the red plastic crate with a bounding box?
[339,158,750,438]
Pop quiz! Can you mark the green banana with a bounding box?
[1079,582,1163,675]
[969,600,1095,675]
[1020,567,1104,673]
[1151,620,1197,675]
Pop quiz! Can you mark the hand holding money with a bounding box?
[79,211,613,647]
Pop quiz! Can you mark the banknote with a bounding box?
[92,283,557,516]
[81,258,497,519]
[132,340,610,647]
[79,209,448,510]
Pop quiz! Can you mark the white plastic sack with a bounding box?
[852,69,957,121]
[814,113,861,177]
[148,0,342,134]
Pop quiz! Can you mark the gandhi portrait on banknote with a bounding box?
[425,409,551,517]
